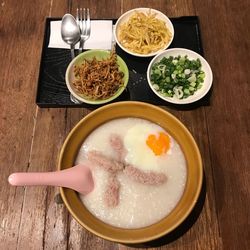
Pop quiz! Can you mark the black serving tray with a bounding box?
[36,16,209,109]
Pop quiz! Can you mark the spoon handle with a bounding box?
[9,171,68,187]
[70,44,75,59]
[8,165,94,195]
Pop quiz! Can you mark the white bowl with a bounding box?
[147,48,213,104]
[114,8,174,57]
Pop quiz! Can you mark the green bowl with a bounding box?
[65,50,129,104]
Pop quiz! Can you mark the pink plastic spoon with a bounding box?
[8,164,94,195]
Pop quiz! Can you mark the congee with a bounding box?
[75,117,187,229]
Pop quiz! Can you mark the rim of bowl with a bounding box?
[147,48,213,104]
[58,101,203,244]
[114,8,174,57]
[65,50,129,104]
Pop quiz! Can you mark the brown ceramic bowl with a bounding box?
[58,101,203,244]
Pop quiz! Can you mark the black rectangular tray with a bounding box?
[36,16,209,109]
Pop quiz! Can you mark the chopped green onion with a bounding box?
[150,55,205,99]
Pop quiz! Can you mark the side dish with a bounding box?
[150,55,205,99]
[72,52,124,100]
[117,10,172,55]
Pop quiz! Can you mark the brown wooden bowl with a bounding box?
[58,101,203,244]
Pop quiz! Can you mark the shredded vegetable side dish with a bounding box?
[72,53,124,100]
[150,55,205,99]
[118,11,172,54]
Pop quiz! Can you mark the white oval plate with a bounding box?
[147,48,213,104]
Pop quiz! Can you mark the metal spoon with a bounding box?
[61,14,80,59]
[8,164,94,195]
[61,14,82,104]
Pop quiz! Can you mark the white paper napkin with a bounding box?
[48,20,113,50]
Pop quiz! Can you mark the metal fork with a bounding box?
[76,8,91,53]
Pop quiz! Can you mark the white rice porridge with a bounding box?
[75,118,187,229]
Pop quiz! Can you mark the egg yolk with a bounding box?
[146,132,170,156]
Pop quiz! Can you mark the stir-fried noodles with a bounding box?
[73,52,124,100]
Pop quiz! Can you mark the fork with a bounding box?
[76,8,91,54]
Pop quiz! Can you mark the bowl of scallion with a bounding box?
[147,48,213,104]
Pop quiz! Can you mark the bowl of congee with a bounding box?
[114,8,174,57]
[59,101,203,244]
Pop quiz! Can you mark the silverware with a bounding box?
[61,14,80,59]
[76,8,91,53]
[70,94,82,104]
[61,14,82,104]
